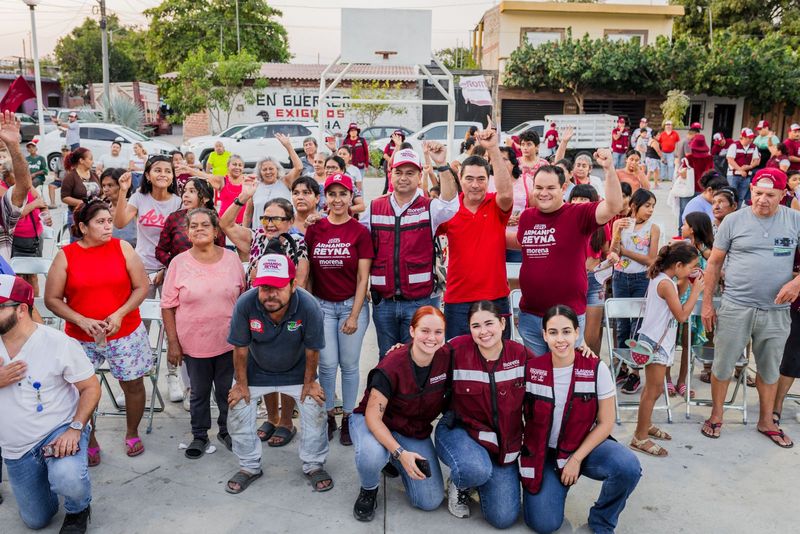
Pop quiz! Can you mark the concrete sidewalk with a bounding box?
[2,180,799,533]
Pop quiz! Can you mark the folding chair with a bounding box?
[603,297,672,424]
[95,299,166,434]
[685,299,748,423]
[33,297,63,330]
[509,289,522,343]
[9,256,52,277]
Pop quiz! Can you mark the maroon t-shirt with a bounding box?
[305,217,375,302]
[516,202,601,316]
[783,139,800,170]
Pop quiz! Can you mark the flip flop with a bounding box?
[125,437,144,457]
[773,411,782,427]
[225,470,263,494]
[257,422,277,442]
[758,428,794,449]
[701,419,722,439]
[305,468,334,492]
[268,426,296,448]
[87,447,101,467]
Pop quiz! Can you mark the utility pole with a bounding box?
[235,0,241,53]
[98,0,110,120]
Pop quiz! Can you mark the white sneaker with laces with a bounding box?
[168,374,184,402]
[447,478,470,519]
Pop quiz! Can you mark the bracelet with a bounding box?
[233,197,246,207]
[435,165,452,173]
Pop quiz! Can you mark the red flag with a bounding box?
[0,76,36,113]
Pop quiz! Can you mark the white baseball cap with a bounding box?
[391,148,422,171]
[252,254,295,288]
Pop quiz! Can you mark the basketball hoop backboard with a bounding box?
[340,8,432,65]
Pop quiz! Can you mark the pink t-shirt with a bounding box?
[160,248,245,357]
[305,217,374,302]
[517,202,600,316]
[13,191,43,239]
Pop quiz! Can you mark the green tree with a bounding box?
[164,49,267,131]
[672,0,800,43]
[348,80,405,129]
[435,47,479,70]
[143,0,290,76]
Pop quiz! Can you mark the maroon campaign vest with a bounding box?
[450,335,533,465]
[731,141,757,168]
[520,351,600,494]
[354,344,452,439]
[369,195,436,300]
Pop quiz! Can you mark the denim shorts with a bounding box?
[80,323,153,381]
[586,271,606,307]
[645,158,660,172]
[636,333,673,366]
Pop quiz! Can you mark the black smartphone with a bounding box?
[415,458,431,478]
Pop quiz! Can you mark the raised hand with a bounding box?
[0,111,22,147]
[476,115,499,150]
[274,132,292,147]
[118,172,133,192]
[426,141,447,166]
[594,148,614,170]
[562,126,575,143]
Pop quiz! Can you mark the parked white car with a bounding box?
[179,123,254,155]
[371,121,483,160]
[182,121,332,169]
[36,122,178,172]
[500,120,545,145]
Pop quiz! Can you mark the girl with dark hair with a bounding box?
[521,305,640,533]
[101,168,137,247]
[629,242,703,456]
[45,198,151,464]
[569,185,618,355]
[290,176,320,234]
[351,306,449,521]
[156,177,225,267]
[610,188,661,394]
[161,208,245,459]
[435,300,534,527]
[61,147,101,239]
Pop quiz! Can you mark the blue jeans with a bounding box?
[4,423,92,530]
[612,152,625,169]
[435,423,520,529]
[372,296,439,359]
[660,152,675,181]
[727,173,751,206]
[611,270,650,347]
[523,439,641,534]
[444,296,511,340]
[518,311,586,356]
[350,413,444,511]
[317,297,370,413]
[678,193,697,227]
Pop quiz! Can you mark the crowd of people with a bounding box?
[0,108,799,534]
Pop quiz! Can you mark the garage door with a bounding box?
[583,100,646,125]
[501,99,564,131]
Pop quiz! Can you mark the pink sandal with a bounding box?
[677,383,695,399]
[125,437,144,457]
[87,447,101,467]
[666,381,677,397]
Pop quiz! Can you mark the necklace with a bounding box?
[753,211,777,238]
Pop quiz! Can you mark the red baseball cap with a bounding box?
[324,172,354,192]
[751,168,787,190]
[617,117,626,123]
[391,148,422,170]
[689,122,702,130]
[0,275,34,309]
[252,254,296,288]
[347,122,360,132]
[757,120,770,129]
[740,128,756,138]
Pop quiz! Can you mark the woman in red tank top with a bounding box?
[45,199,151,465]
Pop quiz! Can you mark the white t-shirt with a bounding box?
[637,273,679,358]
[250,180,292,231]
[0,325,95,459]
[548,361,614,449]
[96,153,129,170]
[128,192,182,271]
[359,189,459,236]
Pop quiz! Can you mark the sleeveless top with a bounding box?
[615,219,655,274]
[63,238,142,342]
[218,176,244,224]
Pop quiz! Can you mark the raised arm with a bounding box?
[276,133,303,187]
[478,117,513,212]
[219,176,256,254]
[426,141,457,202]
[553,126,574,163]
[593,148,623,224]
[0,111,32,207]
[113,172,138,228]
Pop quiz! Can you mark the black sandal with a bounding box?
[306,468,334,492]
[225,470,263,494]
[268,426,296,448]
[217,432,232,451]
[257,422,277,442]
[185,438,208,459]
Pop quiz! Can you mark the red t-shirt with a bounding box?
[516,202,601,316]
[611,128,631,153]
[218,176,244,224]
[544,129,559,149]
[305,217,374,302]
[440,193,512,304]
[657,130,680,153]
[783,139,800,170]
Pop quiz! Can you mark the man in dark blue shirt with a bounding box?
[225,253,331,494]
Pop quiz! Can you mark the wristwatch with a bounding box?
[233,197,246,207]
[435,165,452,173]
[69,421,84,431]
[392,446,405,460]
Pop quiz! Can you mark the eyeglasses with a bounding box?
[26,377,43,412]
[260,215,291,224]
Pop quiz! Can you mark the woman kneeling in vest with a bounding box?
[350,306,451,521]
[435,300,534,528]
[521,305,641,534]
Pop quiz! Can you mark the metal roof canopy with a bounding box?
[317,8,456,158]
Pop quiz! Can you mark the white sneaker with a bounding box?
[182,389,191,412]
[115,392,126,408]
[447,478,470,519]
[167,375,184,402]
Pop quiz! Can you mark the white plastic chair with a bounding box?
[603,297,672,424]
[9,256,52,276]
[33,297,63,330]
[509,289,522,343]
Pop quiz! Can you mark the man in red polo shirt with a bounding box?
[439,119,514,339]
[657,120,680,181]
[611,117,630,169]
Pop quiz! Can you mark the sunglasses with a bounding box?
[260,215,291,224]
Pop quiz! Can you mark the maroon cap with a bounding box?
[751,168,787,191]
[617,117,626,123]
[0,275,34,309]
[392,129,406,140]
[323,172,354,192]
[689,134,710,155]
[757,120,770,130]
[347,122,360,133]
[741,128,756,139]
[689,122,703,130]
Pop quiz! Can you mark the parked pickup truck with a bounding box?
[544,114,618,154]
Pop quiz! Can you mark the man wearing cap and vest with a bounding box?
[610,117,630,169]
[360,142,458,359]
[711,132,734,175]
[702,168,800,448]
[226,253,331,494]
[0,275,100,533]
[341,123,371,171]
[781,124,800,172]
[726,128,761,205]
